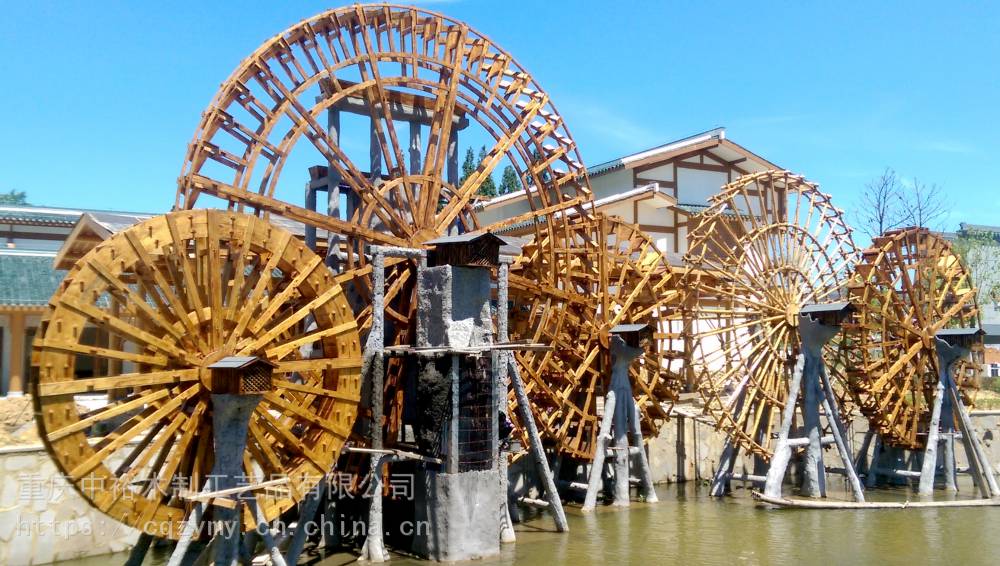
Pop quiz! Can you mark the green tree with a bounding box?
[953,228,1000,312]
[459,147,476,185]
[0,190,27,205]
[475,146,497,198]
[531,149,551,184]
[498,165,521,195]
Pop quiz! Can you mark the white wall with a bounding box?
[636,163,674,182]
[589,169,633,201]
[676,168,727,205]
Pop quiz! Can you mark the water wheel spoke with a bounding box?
[239,284,345,355]
[66,386,200,481]
[686,171,856,458]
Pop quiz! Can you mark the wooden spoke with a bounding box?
[682,171,857,460]
[843,227,983,449]
[508,215,683,460]
[33,209,362,539]
[172,4,596,453]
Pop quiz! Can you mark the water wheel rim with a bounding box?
[172,4,595,447]
[32,209,362,539]
[683,170,857,460]
[509,214,682,460]
[845,227,982,449]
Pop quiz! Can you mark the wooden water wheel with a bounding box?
[683,171,858,460]
[844,226,982,449]
[173,4,594,443]
[508,214,683,460]
[31,209,362,539]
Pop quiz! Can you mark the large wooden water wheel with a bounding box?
[844,226,982,449]
[684,171,858,460]
[31,209,362,538]
[508,214,683,460]
[173,4,594,443]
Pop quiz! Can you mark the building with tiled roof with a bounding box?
[0,204,156,395]
[475,128,780,259]
[0,203,341,395]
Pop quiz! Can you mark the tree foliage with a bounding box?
[498,165,521,195]
[0,190,28,205]
[459,147,476,185]
[953,229,1000,314]
[458,146,500,198]
[475,146,496,198]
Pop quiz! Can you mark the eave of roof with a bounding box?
[480,128,781,211]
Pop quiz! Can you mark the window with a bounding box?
[991,364,1000,378]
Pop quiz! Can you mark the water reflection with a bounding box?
[57,481,1000,566]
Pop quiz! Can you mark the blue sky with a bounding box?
[1,1,998,233]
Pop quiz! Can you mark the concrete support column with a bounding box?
[447,130,458,187]
[800,349,826,498]
[326,107,344,271]
[210,394,263,566]
[582,392,616,512]
[941,389,958,491]
[609,336,641,507]
[448,354,460,474]
[304,186,317,250]
[361,249,390,562]
[370,117,382,182]
[920,371,949,494]
[409,121,422,176]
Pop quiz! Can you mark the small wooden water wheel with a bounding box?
[31,209,362,539]
[508,214,683,460]
[684,171,857,460]
[173,3,594,444]
[844,226,982,449]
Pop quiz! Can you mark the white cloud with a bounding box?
[914,139,976,154]
[557,98,662,149]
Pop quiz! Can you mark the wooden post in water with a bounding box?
[764,312,864,502]
[582,391,616,512]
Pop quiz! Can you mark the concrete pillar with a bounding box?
[920,372,948,494]
[582,392,616,512]
[447,130,458,187]
[8,312,24,394]
[409,121,422,175]
[942,390,958,491]
[800,350,826,498]
[609,336,642,506]
[326,107,344,271]
[210,394,262,566]
[448,354,460,474]
[370,117,382,182]
[304,185,317,250]
[763,315,840,499]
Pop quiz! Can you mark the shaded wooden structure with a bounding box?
[846,227,982,449]
[845,227,995,495]
[507,214,683,461]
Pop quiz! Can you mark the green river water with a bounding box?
[60,482,1000,566]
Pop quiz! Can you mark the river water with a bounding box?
[61,482,1000,566]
